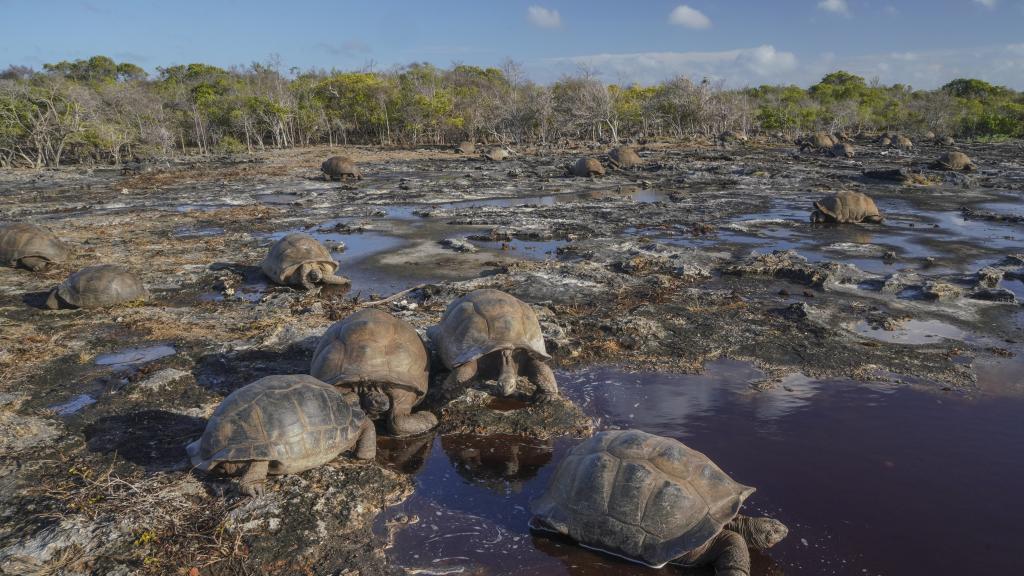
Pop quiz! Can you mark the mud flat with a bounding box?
[1,138,1022,574]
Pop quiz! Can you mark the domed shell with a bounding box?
[608,146,642,169]
[893,135,913,150]
[261,233,339,284]
[321,156,361,179]
[49,264,146,309]
[809,132,835,149]
[0,223,69,268]
[311,308,430,398]
[813,191,883,223]
[432,288,550,369]
[187,375,365,474]
[531,430,754,568]
[831,142,855,158]
[937,151,974,171]
[571,157,605,177]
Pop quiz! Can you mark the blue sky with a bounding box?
[1,0,1022,88]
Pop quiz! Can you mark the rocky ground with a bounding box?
[1,135,1022,574]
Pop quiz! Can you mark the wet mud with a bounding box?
[1,138,1022,574]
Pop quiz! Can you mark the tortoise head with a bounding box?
[219,461,245,475]
[809,209,830,223]
[358,384,391,418]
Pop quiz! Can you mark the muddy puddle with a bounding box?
[378,360,1024,575]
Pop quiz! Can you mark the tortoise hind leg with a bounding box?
[685,529,750,576]
[239,460,269,497]
[354,418,377,460]
[18,256,49,271]
[387,388,437,436]
[443,359,477,396]
[525,356,558,402]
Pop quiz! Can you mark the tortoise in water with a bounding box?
[935,151,975,172]
[893,135,913,150]
[810,191,884,224]
[187,374,375,496]
[311,309,437,436]
[262,233,349,289]
[569,157,605,177]
[321,156,362,180]
[483,146,511,161]
[530,429,788,571]
[799,132,835,151]
[455,141,476,154]
[830,142,855,158]
[430,288,558,402]
[46,264,147,309]
[0,223,68,271]
[608,145,642,169]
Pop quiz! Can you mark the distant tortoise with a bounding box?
[893,135,913,150]
[717,130,748,145]
[939,135,955,146]
[187,375,375,496]
[835,130,852,143]
[924,131,936,141]
[262,233,349,289]
[321,156,362,181]
[483,146,511,161]
[830,142,855,158]
[879,135,892,147]
[311,309,437,436]
[455,141,476,154]
[811,191,884,224]
[431,288,558,401]
[935,151,975,172]
[0,223,68,271]
[46,264,147,309]
[569,157,605,177]
[800,132,835,151]
[530,429,788,571]
[608,145,643,169]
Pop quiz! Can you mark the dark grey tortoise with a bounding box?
[311,308,437,437]
[483,146,512,161]
[608,145,643,169]
[321,156,362,180]
[530,430,787,572]
[568,157,605,177]
[430,288,557,402]
[830,142,855,158]
[187,374,375,496]
[0,223,69,271]
[262,233,349,289]
[811,191,884,224]
[46,264,146,309]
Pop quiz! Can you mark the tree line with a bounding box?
[1,55,1021,168]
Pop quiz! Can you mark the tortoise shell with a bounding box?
[310,308,430,399]
[484,147,510,161]
[937,151,974,171]
[321,156,361,179]
[813,191,883,223]
[187,375,366,474]
[809,132,835,149]
[0,223,68,268]
[432,288,550,369]
[261,233,339,285]
[571,157,605,177]
[49,264,146,309]
[531,430,754,568]
[831,142,855,158]
[608,146,642,168]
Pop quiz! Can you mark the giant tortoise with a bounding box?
[187,374,375,496]
[311,308,437,436]
[830,142,855,158]
[810,191,884,224]
[935,151,975,172]
[569,157,605,177]
[430,289,557,401]
[483,146,511,161]
[531,430,787,571]
[46,264,147,309]
[321,156,362,181]
[0,223,68,271]
[799,132,835,151]
[262,233,349,289]
[608,146,643,169]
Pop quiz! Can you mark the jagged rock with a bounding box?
[724,250,868,288]
[921,281,963,302]
[968,288,1017,303]
[135,368,192,391]
[439,238,478,253]
[975,267,1005,289]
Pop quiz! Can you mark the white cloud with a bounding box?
[527,6,561,28]
[669,5,712,29]
[818,0,850,16]
[973,0,997,7]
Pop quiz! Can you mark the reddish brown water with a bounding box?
[375,360,1024,575]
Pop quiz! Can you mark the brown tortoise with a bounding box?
[262,233,349,289]
[569,157,605,177]
[531,430,788,572]
[321,156,362,180]
[799,132,835,151]
[310,308,437,436]
[935,151,975,172]
[608,145,643,169]
[187,375,375,496]
[810,191,884,224]
[430,289,558,401]
[46,264,147,309]
[0,223,68,271]
[830,142,855,158]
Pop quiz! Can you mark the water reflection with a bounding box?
[442,434,553,495]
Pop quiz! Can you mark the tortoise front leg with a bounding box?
[239,460,269,497]
[354,418,377,460]
[45,288,62,310]
[685,529,750,576]
[18,256,49,271]
[497,349,518,397]
[726,515,788,551]
[387,388,438,437]
[525,356,558,402]
[443,359,477,396]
